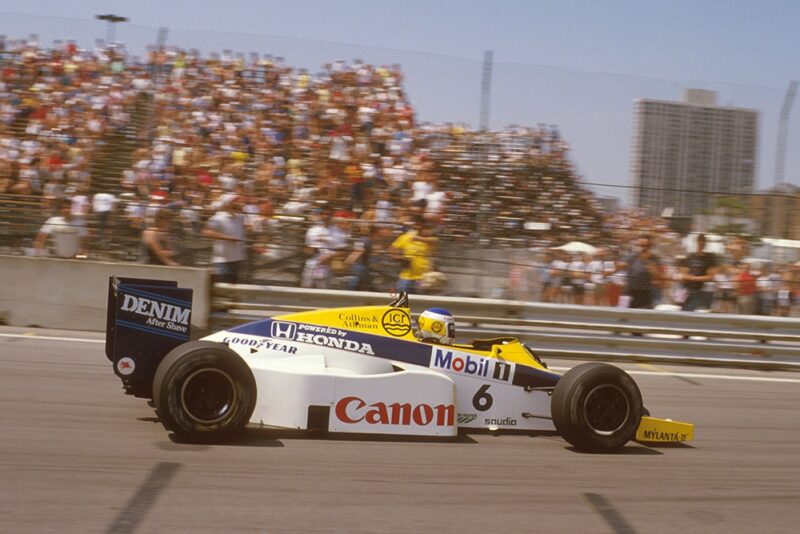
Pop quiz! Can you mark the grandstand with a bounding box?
[0,37,610,284]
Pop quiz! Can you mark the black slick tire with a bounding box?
[152,341,256,443]
[551,362,643,452]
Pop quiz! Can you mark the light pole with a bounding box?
[95,14,128,45]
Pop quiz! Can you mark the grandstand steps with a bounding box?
[89,92,154,195]
[0,194,46,253]
[86,92,154,260]
[8,110,29,141]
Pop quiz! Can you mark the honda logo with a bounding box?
[270,321,297,340]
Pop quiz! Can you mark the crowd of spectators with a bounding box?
[1,37,798,315]
[516,234,800,317]
[1,35,150,197]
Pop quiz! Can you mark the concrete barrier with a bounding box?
[0,255,212,330]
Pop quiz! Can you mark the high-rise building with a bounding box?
[631,89,758,217]
[748,184,800,239]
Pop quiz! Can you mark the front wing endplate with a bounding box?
[635,416,694,444]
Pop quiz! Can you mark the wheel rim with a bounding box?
[180,368,236,424]
[582,384,630,436]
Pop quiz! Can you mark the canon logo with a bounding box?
[120,294,190,325]
[335,396,454,427]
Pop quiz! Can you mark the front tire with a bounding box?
[153,341,256,443]
[551,363,642,452]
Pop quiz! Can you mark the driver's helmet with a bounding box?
[417,308,455,344]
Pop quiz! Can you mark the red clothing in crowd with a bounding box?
[736,271,757,295]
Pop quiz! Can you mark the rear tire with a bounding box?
[153,341,256,443]
[551,363,642,452]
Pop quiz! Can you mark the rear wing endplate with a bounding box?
[105,277,193,369]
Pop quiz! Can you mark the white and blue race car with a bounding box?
[105,277,694,452]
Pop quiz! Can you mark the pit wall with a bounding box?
[0,256,211,330]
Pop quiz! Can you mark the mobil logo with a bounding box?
[432,348,513,382]
[335,396,454,427]
[270,321,297,340]
[432,348,489,377]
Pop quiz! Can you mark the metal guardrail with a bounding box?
[211,284,800,371]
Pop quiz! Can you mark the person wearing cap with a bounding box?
[202,195,247,283]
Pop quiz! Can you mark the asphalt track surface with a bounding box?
[1,326,799,534]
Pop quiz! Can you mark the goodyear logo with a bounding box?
[382,309,411,337]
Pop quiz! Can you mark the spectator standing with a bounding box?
[546,251,568,303]
[202,195,247,283]
[679,234,718,311]
[372,188,394,223]
[735,263,757,315]
[141,209,178,266]
[604,252,621,303]
[622,235,660,309]
[327,211,354,285]
[344,220,373,291]
[367,225,402,291]
[70,183,92,228]
[301,208,333,289]
[34,200,87,259]
[567,254,588,305]
[391,216,437,294]
[776,275,793,317]
[92,191,116,243]
[756,264,780,316]
[713,264,736,313]
[608,255,626,307]
[531,250,551,303]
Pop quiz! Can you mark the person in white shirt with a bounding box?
[713,265,735,313]
[756,264,781,316]
[70,184,91,226]
[92,191,116,242]
[202,195,248,283]
[546,252,568,303]
[586,253,603,305]
[411,174,433,203]
[34,200,87,259]
[373,188,394,223]
[301,208,333,288]
[567,254,588,305]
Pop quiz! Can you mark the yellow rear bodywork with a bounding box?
[635,416,694,444]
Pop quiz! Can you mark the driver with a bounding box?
[417,308,455,345]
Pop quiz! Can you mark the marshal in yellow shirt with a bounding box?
[392,231,433,281]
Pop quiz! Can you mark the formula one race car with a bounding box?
[105,277,693,452]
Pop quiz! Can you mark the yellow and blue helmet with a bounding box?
[417,308,455,344]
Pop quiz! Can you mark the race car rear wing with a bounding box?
[106,277,193,397]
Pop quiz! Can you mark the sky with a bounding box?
[1,0,798,202]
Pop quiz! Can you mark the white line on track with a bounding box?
[0,333,104,344]
[3,333,799,384]
[550,366,800,384]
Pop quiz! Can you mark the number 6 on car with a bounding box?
[105,277,694,452]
